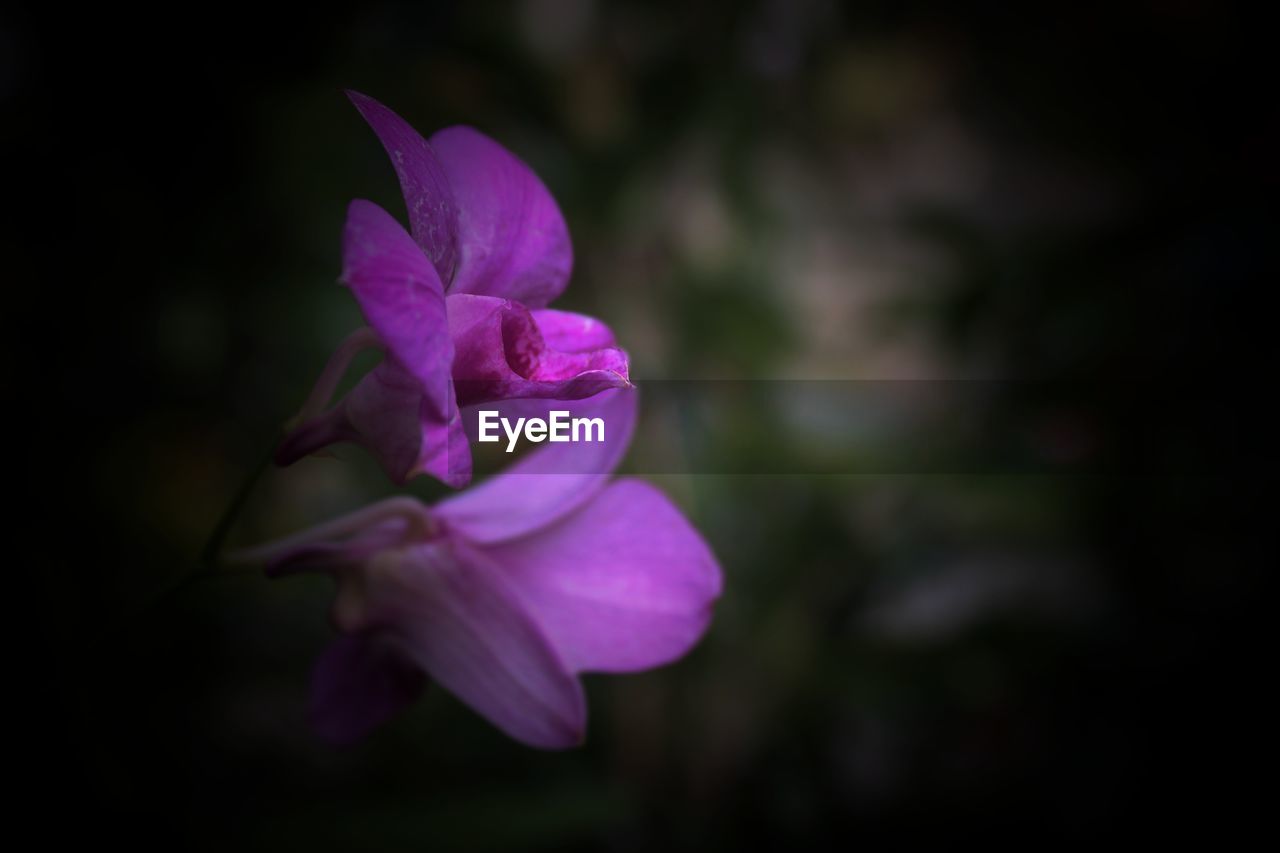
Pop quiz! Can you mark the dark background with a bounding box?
[8,1,1272,846]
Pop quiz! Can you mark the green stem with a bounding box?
[113,446,276,636]
[200,446,275,570]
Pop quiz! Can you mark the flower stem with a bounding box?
[200,445,275,569]
[120,445,275,629]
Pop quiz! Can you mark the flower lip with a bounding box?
[500,308,631,384]
[441,294,631,408]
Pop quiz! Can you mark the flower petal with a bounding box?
[275,362,470,488]
[531,309,618,352]
[346,91,458,283]
[447,294,628,406]
[435,386,637,543]
[365,541,586,749]
[428,126,572,307]
[342,362,471,487]
[237,495,432,576]
[342,199,452,418]
[309,634,426,745]
[483,479,722,673]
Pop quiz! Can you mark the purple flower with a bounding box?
[244,389,721,748]
[277,92,630,487]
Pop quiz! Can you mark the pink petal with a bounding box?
[428,126,572,307]
[341,199,452,418]
[257,518,411,577]
[531,309,618,351]
[342,362,472,487]
[447,294,629,406]
[236,495,434,576]
[368,541,586,749]
[483,479,722,673]
[435,386,638,543]
[346,91,458,283]
[309,635,426,745]
[276,361,471,487]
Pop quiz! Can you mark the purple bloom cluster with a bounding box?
[248,93,721,748]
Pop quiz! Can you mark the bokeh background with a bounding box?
[11,0,1270,846]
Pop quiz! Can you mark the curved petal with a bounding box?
[309,634,426,745]
[276,361,471,487]
[346,91,458,283]
[428,126,572,307]
[447,294,628,407]
[275,403,352,468]
[531,309,618,352]
[482,479,722,673]
[342,362,471,487]
[342,200,452,418]
[357,541,586,749]
[434,386,637,544]
[235,496,433,577]
[257,518,412,577]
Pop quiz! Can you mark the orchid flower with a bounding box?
[277,92,630,488]
[243,389,721,748]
